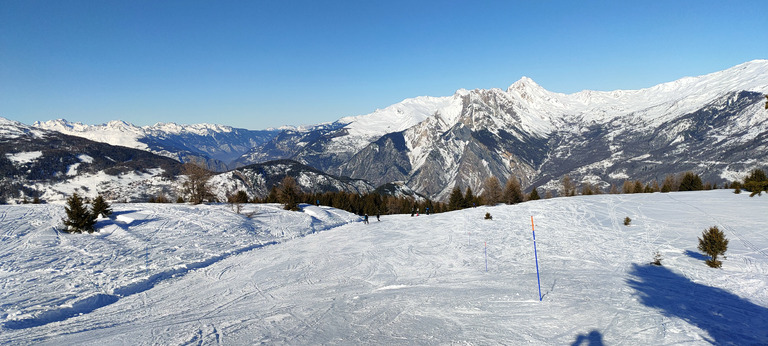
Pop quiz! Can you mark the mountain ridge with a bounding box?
[19,60,768,200]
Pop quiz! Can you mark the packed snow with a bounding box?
[1,190,767,344]
[5,151,43,165]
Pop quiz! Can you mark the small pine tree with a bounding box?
[624,216,631,226]
[63,193,96,233]
[448,186,465,210]
[652,251,662,266]
[91,195,112,218]
[464,187,476,208]
[698,226,729,268]
[228,190,249,204]
[528,188,540,201]
[679,172,703,191]
[176,196,185,203]
[484,212,492,220]
[743,168,768,197]
[661,174,677,193]
[278,176,301,211]
[633,180,644,194]
[503,178,524,204]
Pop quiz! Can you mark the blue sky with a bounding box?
[1,1,766,130]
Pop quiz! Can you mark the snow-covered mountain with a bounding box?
[2,119,375,204]
[33,119,279,171]
[235,60,768,199]
[1,118,185,203]
[208,159,375,202]
[25,60,768,200]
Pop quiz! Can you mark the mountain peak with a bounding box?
[507,76,542,92]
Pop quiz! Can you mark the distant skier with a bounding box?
[376,212,380,221]
[426,207,430,215]
[364,214,369,224]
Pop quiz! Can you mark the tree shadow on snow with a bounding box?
[684,249,709,261]
[571,330,603,346]
[627,263,768,344]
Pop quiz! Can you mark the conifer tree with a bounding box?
[91,195,112,218]
[464,187,476,208]
[633,180,644,194]
[661,174,677,193]
[698,226,729,268]
[448,186,464,211]
[265,186,279,203]
[278,176,301,211]
[528,187,540,201]
[679,172,703,191]
[63,193,96,233]
[503,178,524,204]
[743,168,768,197]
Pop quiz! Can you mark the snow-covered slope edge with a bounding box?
[0,190,766,344]
[0,203,359,333]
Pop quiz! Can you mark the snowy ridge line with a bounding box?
[1,206,354,331]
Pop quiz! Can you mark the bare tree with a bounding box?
[560,175,576,197]
[481,176,503,205]
[182,163,213,204]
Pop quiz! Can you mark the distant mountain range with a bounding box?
[0,120,376,203]
[17,60,768,201]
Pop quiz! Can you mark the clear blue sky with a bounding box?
[2,1,766,130]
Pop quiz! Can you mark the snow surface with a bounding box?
[1,190,767,344]
[5,151,43,165]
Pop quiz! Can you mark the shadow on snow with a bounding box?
[627,263,768,344]
[684,249,709,261]
[571,330,604,346]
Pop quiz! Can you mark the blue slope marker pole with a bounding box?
[531,216,542,301]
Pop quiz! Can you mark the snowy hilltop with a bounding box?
[1,190,766,344]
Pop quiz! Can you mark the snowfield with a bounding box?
[1,191,767,345]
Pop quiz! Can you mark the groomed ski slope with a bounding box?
[1,190,767,344]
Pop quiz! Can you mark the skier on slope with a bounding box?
[363,214,369,224]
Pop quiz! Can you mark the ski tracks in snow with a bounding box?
[665,193,768,260]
